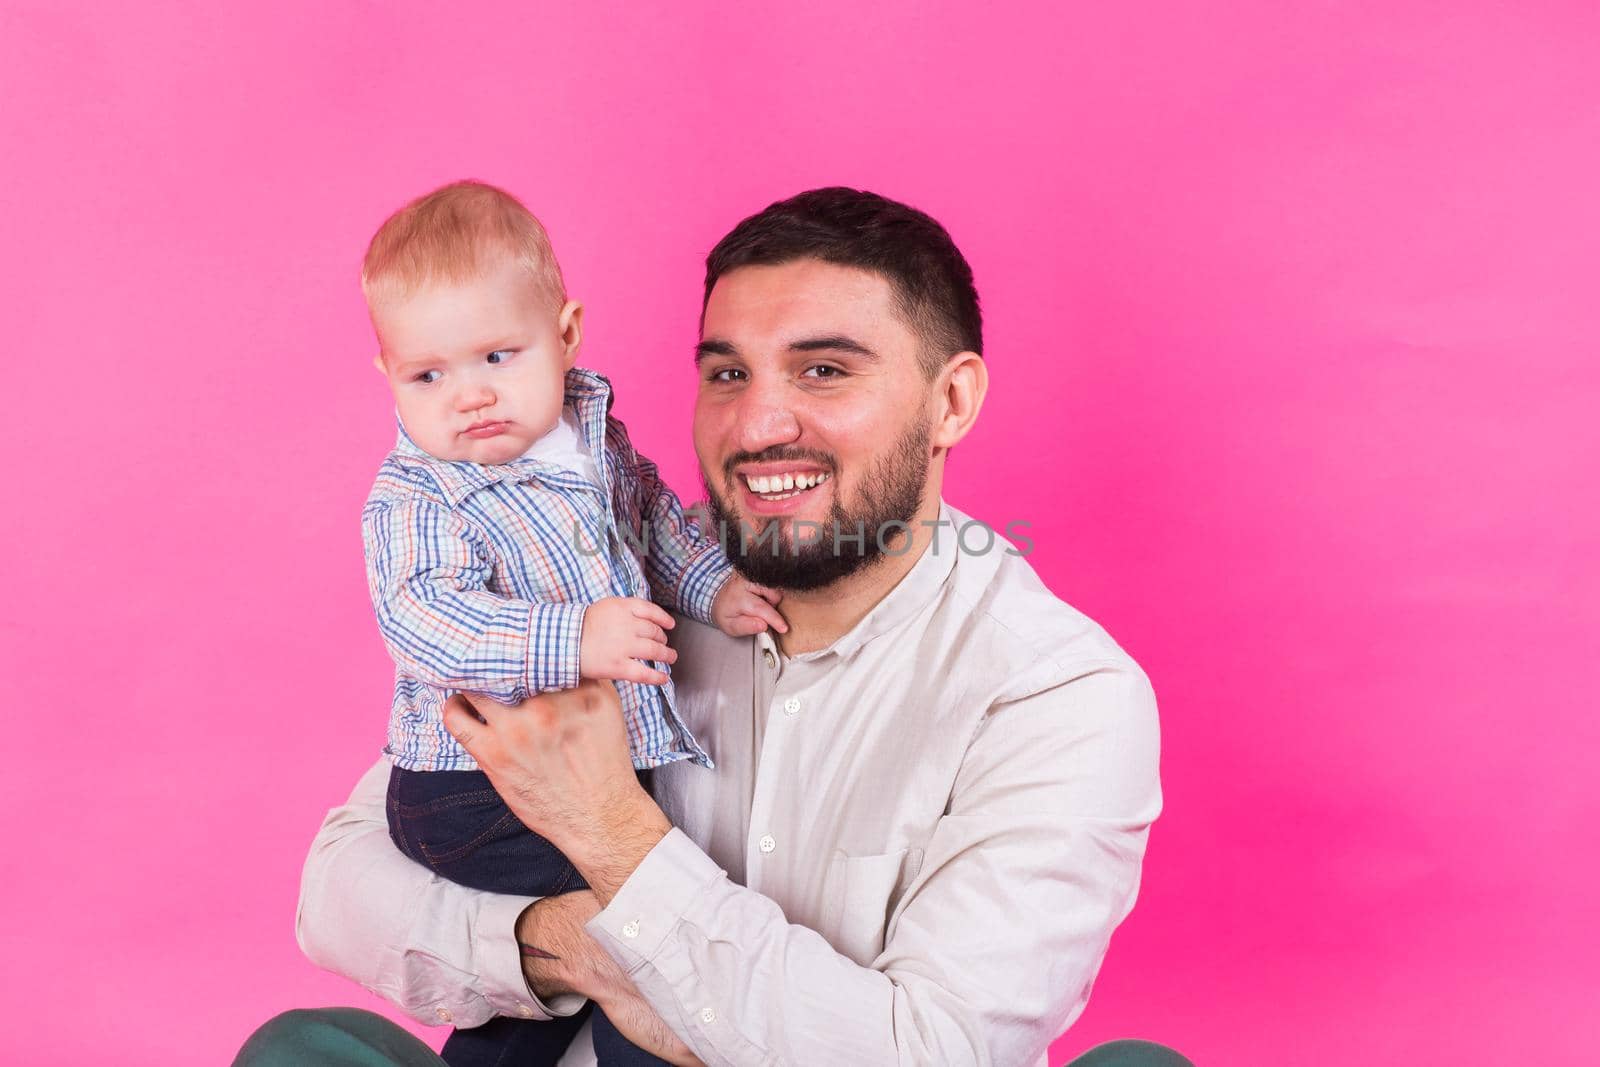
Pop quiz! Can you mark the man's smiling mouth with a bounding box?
[743,471,831,500]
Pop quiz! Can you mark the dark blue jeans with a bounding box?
[387,766,669,1067]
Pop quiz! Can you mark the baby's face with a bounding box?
[372,259,579,465]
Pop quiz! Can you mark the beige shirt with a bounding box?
[297,503,1161,1067]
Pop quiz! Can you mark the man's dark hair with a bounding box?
[703,187,982,378]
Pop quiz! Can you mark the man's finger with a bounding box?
[449,691,490,724]
[442,697,486,754]
[458,689,517,731]
[636,622,668,644]
[575,677,626,710]
[749,583,782,605]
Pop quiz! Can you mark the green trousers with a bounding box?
[233,1007,1193,1067]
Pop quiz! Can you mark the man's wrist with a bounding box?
[570,790,672,906]
[516,892,603,1001]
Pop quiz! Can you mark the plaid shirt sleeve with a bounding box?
[607,419,735,627]
[363,495,585,700]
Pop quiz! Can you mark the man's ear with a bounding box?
[931,351,988,451]
[558,300,584,368]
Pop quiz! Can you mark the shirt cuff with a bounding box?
[676,546,737,627]
[475,891,589,1022]
[585,828,725,972]
[527,601,587,692]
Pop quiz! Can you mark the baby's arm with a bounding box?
[608,419,785,636]
[620,445,731,623]
[364,495,675,695]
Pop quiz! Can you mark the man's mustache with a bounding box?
[722,446,836,479]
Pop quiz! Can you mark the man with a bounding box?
[267,188,1174,1067]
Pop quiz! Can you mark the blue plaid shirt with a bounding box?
[363,367,730,772]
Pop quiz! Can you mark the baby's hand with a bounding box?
[579,597,678,686]
[711,577,787,638]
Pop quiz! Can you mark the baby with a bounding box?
[358,181,782,1067]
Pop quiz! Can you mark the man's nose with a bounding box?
[736,385,801,453]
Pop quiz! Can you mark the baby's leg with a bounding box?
[386,766,584,895]
[439,1007,593,1067]
[387,766,590,1067]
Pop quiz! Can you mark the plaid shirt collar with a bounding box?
[393,366,617,508]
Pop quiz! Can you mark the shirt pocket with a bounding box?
[820,847,925,966]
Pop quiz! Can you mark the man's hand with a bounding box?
[518,892,702,1066]
[579,597,678,686]
[710,576,787,637]
[601,990,703,1066]
[441,681,671,902]
[514,890,607,1001]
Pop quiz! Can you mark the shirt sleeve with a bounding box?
[295,759,588,1028]
[363,495,586,698]
[585,665,1162,1067]
[605,418,734,626]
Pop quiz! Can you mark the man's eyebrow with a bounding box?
[694,335,880,364]
[695,339,737,364]
[788,335,878,359]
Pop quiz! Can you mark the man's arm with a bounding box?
[445,667,1161,1066]
[295,759,569,1027]
[297,760,700,1064]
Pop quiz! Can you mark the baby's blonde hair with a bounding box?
[361,180,567,310]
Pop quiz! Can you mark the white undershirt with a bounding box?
[518,407,602,486]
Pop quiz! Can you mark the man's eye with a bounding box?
[415,370,442,384]
[708,368,746,383]
[802,364,844,379]
[487,349,515,364]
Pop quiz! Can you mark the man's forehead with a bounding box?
[702,260,899,340]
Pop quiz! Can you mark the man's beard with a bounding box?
[703,416,931,592]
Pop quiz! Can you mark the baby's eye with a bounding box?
[486,349,515,364]
[415,370,442,384]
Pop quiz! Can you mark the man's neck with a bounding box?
[775,498,943,656]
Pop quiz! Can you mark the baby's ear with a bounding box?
[558,300,584,366]
[371,353,388,376]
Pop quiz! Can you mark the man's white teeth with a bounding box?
[746,471,830,495]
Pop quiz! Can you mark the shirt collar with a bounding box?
[797,500,961,663]
[393,367,616,508]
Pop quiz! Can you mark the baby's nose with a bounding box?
[456,385,495,410]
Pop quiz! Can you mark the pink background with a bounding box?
[3,2,1597,1064]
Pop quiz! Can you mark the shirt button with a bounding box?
[758,834,776,853]
[763,649,776,669]
[783,697,801,716]
[435,1007,453,1023]
[700,1007,717,1024]
[518,1003,535,1018]
[622,919,641,938]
